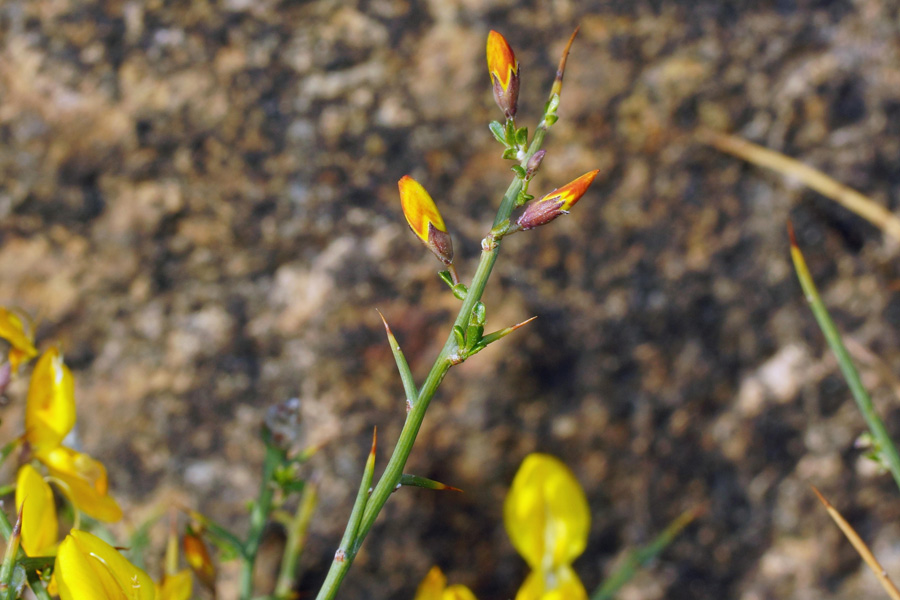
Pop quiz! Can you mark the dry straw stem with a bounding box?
[698,128,900,242]
[812,486,900,600]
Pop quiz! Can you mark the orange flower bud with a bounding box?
[183,529,216,592]
[486,30,519,119]
[516,170,599,231]
[399,175,454,266]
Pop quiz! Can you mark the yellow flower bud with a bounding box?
[486,30,519,119]
[399,175,454,266]
[516,170,599,231]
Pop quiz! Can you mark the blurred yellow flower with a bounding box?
[25,348,76,453]
[54,530,156,600]
[23,347,122,522]
[0,307,37,373]
[504,453,590,600]
[41,445,123,522]
[515,564,586,600]
[414,565,477,600]
[156,571,192,600]
[16,463,58,556]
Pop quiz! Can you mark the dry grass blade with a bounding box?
[812,486,900,600]
[698,128,900,242]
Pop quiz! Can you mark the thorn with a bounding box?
[370,427,377,457]
[510,315,537,331]
[550,26,580,98]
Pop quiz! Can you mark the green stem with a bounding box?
[274,483,318,598]
[314,120,551,600]
[239,442,285,600]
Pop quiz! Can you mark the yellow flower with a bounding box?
[414,566,477,600]
[22,347,122,522]
[25,347,76,453]
[486,30,519,119]
[0,307,38,373]
[156,571,192,600]
[54,530,156,600]
[399,175,454,266]
[516,170,600,231]
[16,463,58,556]
[40,446,123,522]
[504,453,589,599]
[515,565,586,600]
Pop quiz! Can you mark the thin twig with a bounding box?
[812,487,900,600]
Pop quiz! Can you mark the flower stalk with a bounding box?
[314,27,585,600]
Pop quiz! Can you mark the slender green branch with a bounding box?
[790,228,900,490]
[239,442,286,599]
[274,482,318,598]
[313,29,575,599]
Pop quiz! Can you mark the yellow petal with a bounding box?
[414,566,448,600]
[486,30,518,92]
[40,446,123,522]
[398,176,454,265]
[156,570,193,600]
[25,348,76,452]
[504,454,590,570]
[16,464,58,556]
[0,307,37,372]
[444,584,478,600]
[55,530,156,600]
[515,565,587,600]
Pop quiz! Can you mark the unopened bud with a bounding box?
[516,170,599,230]
[183,529,216,592]
[525,150,546,180]
[486,30,519,119]
[264,397,304,450]
[398,175,454,266]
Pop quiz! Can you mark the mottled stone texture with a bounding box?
[4,0,900,598]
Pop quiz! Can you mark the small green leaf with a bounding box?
[515,126,528,146]
[452,325,466,349]
[451,283,468,301]
[399,474,463,492]
[438,270,455,288]
[377,310,418,410]
[505,119,516,143]
[545,114,558,127]
[511,165,527,179]
[502,148,517,160]
[489,121,507,145]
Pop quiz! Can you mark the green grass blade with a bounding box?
[592,507,700,600]
[789,226,900,491]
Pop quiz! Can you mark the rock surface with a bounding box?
[3,1,900,598]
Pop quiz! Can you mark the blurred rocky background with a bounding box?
[4,0,900,598]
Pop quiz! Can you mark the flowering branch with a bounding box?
[314,27,596,600]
